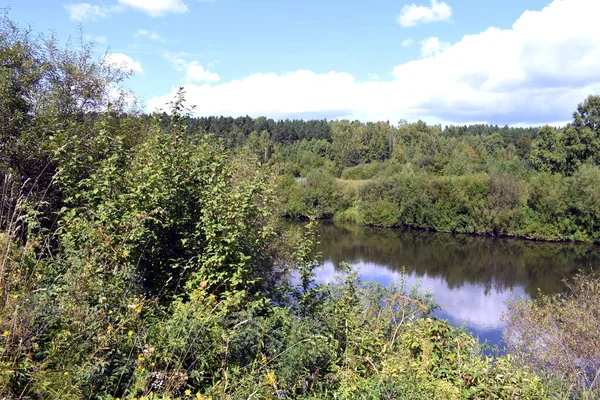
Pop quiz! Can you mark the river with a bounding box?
[310,221,600,348]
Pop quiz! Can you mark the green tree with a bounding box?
[529,126,566,173]
[562,95,600,174]
[0,12,135,232]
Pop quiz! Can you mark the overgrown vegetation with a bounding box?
[265,102,600,242]
[0,14,598,399]
[504,272,600,398]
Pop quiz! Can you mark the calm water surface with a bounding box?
[312,221,600,348]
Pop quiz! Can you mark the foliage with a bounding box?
[272,96,600,243]
[0,14,593,400]
[504,272,600,398]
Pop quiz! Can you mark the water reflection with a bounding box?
[311,221,600,346]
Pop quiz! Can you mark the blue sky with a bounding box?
[6,0,600,125]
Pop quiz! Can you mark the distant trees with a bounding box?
[531,95,600,175]
[269,95,600,243]
[529,126,565,173]
[184,115,331,145]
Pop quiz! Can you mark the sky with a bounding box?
[5,0,600,125]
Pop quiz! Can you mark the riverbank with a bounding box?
[280,168,600,244]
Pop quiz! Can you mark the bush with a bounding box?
[504,272,600,398]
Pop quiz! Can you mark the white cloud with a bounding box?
[398,0,452,27]
[149,0,600,126]
[163,52,220,83]
[117,0,189,17]
[104,53,144,74]
[401,38,415,47]
[185,62,221,83]
[66,0,192,19]
[63,3,123,21]
[163,51,190,71]
[420,36,450,57]
[134,29,166,43]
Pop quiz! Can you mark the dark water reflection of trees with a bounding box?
[314,221,600,297]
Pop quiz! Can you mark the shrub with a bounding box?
[300,169,347,219]
[504,272,600,398]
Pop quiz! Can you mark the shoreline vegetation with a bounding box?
[1,14,599,399]
[291,203,594,244]
[275,109,600,243]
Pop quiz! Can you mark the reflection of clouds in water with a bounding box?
[314,260,529,335]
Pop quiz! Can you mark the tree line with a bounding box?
[237,97,600,243]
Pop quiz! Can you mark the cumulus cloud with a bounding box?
[148,0,600,125]
[104,53,144,74]
[420,36,450,57]
[185,62,220,83]
[398,0,452,28]
[117,0,188,17]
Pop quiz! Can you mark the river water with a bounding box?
[311,221,600,348]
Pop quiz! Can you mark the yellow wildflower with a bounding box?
[2,330,9,337]
[185,389,192,396]
[63,371,69,376]
[137,354,145,361]
[128,300,143,313]
[265,370,277,388]
[127,330,133,337]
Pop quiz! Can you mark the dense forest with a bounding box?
[159,93,600,243]
[1,14,599,399]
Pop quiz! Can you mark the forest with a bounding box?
[1,14,599,399]
[163,97,600,243]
